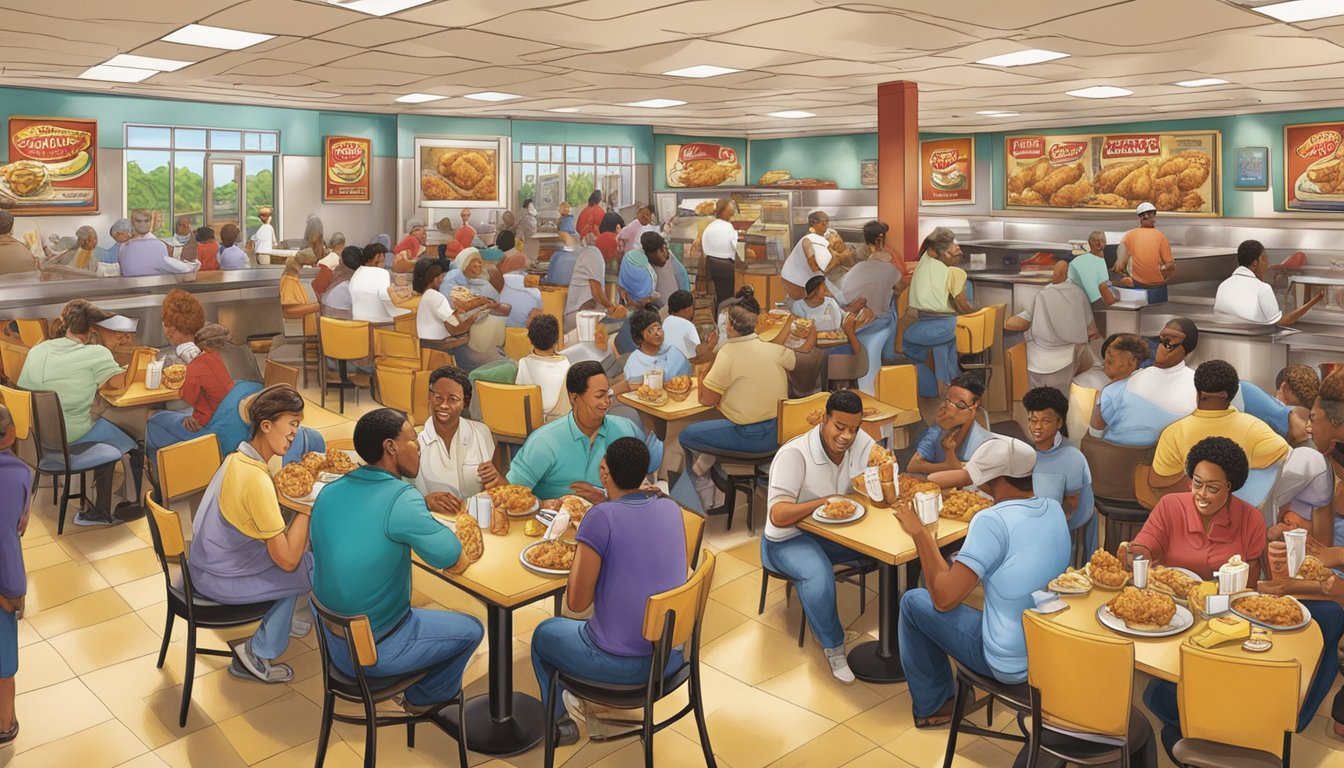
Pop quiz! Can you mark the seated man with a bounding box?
[1276,364,1320,409]
[1072,333,1148,392]
[894,437,1072,728]
[544,232,578,287]
[1091,318,1198,446]
[506,360,651,502]
[1067,230,1120,308]
[661,290,716,364]
[530,437,687,746]
[1004,259,1098,393]
[907,373,994,477]
[1214,239,1321,327]
[499,272,542,329]
[1024,387,1096,554]
[764,391,874,684]
[118,234,198,277]
[617,231,675,309]
[310,408,484,715]
[218,223,249,270]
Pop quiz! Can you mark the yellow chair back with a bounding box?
[0,384,33,440]
[263,359,300,388]
[476,381,543,440]
[319,318,371,362]
[504,327,531,361]
[1178,644,1298,756]
[1006,342,1029,402]
[13,318,46,348]
[539,293,567,345]
[956,306,996,355]
[893,287,911,355]
[1066,382,1098,449]
[681,507,706,569]
[1,340,30,385]
[146,492,186,560]
[1023,610,1134,738]
[311,595,380,667]
[325,437,355,451]
[875,364,918,412]
[302,311,318,338]
[393,313,417,339]
[777,392,829,444]
[377,367,432,424]
[642,550,716,647]
[374,328,419,362]
[157,433,222,502]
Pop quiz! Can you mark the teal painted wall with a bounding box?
[653,133,748,189]
[749,133,878,188]
[316,112,397,156]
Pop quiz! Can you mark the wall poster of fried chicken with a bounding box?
[1284,122,1344,212]
[3,117,98,215]
[920,138,974,205]
[665,143,744,188]
[1004,130,1220,216]
[415,136,510,209]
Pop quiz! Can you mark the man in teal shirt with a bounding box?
[506,360,650,502]
[310,408,482,715]
[1067,231,1118,308]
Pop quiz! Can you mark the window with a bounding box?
[124,125,279,240]
[518,143,635,211]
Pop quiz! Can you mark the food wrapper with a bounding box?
[490,502,510,536]
[544,511,571,541]
[1190,616,1250,648]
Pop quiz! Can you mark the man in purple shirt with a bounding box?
[529,436,688,746]
[0,404,33,745]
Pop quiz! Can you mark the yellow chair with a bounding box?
[301,311,320,389]
[0,339,29,386]
[777,392,829,444]
[476,381,543,461]
[1174,644,1299,766]
[0,384,32,442]
[156,433,222,505]
[893,287,911,356]
[392,312,417,338]
[318,317,372,413]
[378,367,432,426]
[13,318,46,347]
[504,327,532,362]
[681,506,706,570]
[373,328,420,368]
[263,359,299,389]
[875,364,918,412]
[325,437,354,451]
[1066,382,1098,456]
[955,305,996,357]
[1006,342,1029,403]
[958,304,1007,413]
[539,290,567,347]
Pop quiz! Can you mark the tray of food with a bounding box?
[633,383,668,406]
[941,489,992,521]
[755,310,790,335]
[275,463,324,504]
[1086,549,1129,590]
[811,496,864,524]
[298,449,360,483]
[537,494,590,525]
[488,484,540,518]
[1230,593,1312,631]
[449,285,491,312]
[1048,567,1093,595]
[1148,566,1203,605]
[521,540,577,575]
[664,375,693,401]
[1098,586,1193,637]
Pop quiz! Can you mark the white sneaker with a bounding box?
[562,690,586,723]
[290,617,312,638]
[824,646,855,684]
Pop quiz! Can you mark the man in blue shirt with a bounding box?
[544,234,581,288]
[895,436,1069,727]
[0,405,31,745]
[908,373,994,477]
[1024,386,1096,554]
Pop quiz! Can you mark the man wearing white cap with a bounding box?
[1114,202,1175,294]
[93,315,140,367]
[894,436,1071,729]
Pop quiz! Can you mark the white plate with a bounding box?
[1096,603,1194,638]
[520,541,574,576]
[506,499,541,519]
[282,479,327,506]
[1230,592,1313,631]
[811,497,865,525]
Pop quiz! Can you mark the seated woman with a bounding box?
[617,231,668,309]
[902,227,973,398]
[790,275,846,332]
[414,258,478,354]
[391,218,427,273]
[1091,318,1198,447]
[145,324,236,477]
[439,248,509,372]
[514,314,572,423]
[530,437,687,746]
[318,246,362,321]
[491,231,526,290]
[350,242,416,325]
[193,226,220,271]
[617,309,692,392]
[840,220,904,391]
[188,385,314,684]
[413,366,502,513]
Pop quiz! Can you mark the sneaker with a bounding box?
[73,510,120,527]
[0,719,17,746]
[824,646,855,684]
[562,690,586,723]
[229,640,294,684]
[290,617,312,638]
[395,696,444,716]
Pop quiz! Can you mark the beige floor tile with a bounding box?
[700,598,752,647]
[25,588,134,639]
[700,620,807,686]
[147,662,292,727]
[113,754,173,768]
[82,651,212,749]
[92,549,162,587]
[769,725,879,768]
[845,693,917,748]
[251,738,364,768]
[757,659,889,722]
[15,618,41,648]
[56,523,154,563]
[47,613,163,675]
[7,719,149,768]
[723,539,763,568]
[880,715,987,768]
[19,541,71,572]
[153,725,249,768]
[25,559,112,613]
[584,726,717,768]
[707,573,786,626]
[844,749,915,767]
[670,686,834,768]
[215,691,323,763]
[9,678,113,754]
[707,549,756,585]
[13,640,76,694]
[114,574,168,612]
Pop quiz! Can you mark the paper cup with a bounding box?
[1132,557,1149,590]
[1285,529,1307,579]
[576,310,605,344]
[146,359,164,389]
[468,493,493,527]
[645,369,664,391]
[914,491,941,525]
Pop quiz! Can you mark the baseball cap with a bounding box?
[964,436,1037,487]
[95,315,138,334]
[1135,202,1157,215]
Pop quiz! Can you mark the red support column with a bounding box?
[877,81,919,265]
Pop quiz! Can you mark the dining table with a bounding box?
[799,494,971,683]
[617,383,713,441]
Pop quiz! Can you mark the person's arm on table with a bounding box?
[387,489,465,573]
[1278,292,1323,327]
[909,426,965,476]
[893,500,980,611]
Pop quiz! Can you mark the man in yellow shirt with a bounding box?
[1116,202,1175,291]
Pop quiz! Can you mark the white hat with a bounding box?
[95,315,138,333]
[964,436,1037,487]
[1135,202,1157,215]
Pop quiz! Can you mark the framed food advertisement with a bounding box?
[920,138,974,205]
[1285,123,1344,211]
[3,116,98,215]
[416,136,510,209]
[323,136,371,203]
[665,142,743,188]
[1004,130,1220,215]
[860,159,878,187]
[1235,146,1269,190]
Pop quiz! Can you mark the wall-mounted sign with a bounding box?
[1004,130,1220,215]
[1284,122,1344,211]
[920,138,974,205]
[3,116,98,215]
[1235,146,1269,191]
[416,136,510,209]
[665,143,743,188]
[860,159,878,187]
[323,135,371,203]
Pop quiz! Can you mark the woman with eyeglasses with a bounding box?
[1090,317,1198,446]
[413,366,502,517]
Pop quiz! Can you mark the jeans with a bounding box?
[74,417,141,514]
[673,418,777,513]
[323,607,484,707]
[902,315,959,397]
[530,618,683,717]
[760,532,866,649]
[898,588,999,718]
[853,311,896,393]
[253,595,300,661]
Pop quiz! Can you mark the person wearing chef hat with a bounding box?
[92,315,140,367]
[1114,202,1175,301]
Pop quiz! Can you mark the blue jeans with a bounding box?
[898,588,1000,718]
[530,618,683,717]
[760,532,866,649]
[73,417,137,453]
[854,311,896,393]
[0,608,15,677]
[323,607,484,708]
[673,418,777,513]
[902,316,959,397]
[146,410,199,461]
[253,595,300,661]
[1068,505,1098,556]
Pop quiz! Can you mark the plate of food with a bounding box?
[1098,587,1193,637]
[521,540,578,575]
[1147,565,1203,604]
[1048,567,1093,595]
[755,310,789,334]
[305,448,360,483]
[664,375,693,402]
[634,383,668,406]
[489,484,540,518]
[811,496,864,524]
[1230,593,1312,631]
[941,489,992,521]
[275,464,324,504]
[1086,549,1129,590]
[537,494,591,525]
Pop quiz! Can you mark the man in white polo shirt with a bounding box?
[1214,239,1321,327]
[763,390,875,685]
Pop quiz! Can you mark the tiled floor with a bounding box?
[4,383,1344,767]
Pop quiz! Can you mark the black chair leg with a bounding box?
[942,677,969,768]
[50,473,56,504]
[757,571,769,615]
[338,361,348,414]
[57,471,71,534]
[363,704,377,768]
[554,593,562,617]
[543,672,559,768]
[156,610,174,668]
[691,664,717,768]
[406,720,415,748]
[456,689,469,767]
[180,624,197,727]
[314,691,335,768]
[643,692,656,768]
[797,612,806,647]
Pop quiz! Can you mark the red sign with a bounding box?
[1009,136,1045,159]
[920,138,974,205]
[677,142,737,165]
[323,135,371,203]
[1285,122,1344,211]
[1101,135,1162,159]
[4,116,98,215]
[1296,130,1341,160]
[1048,142,1088,164]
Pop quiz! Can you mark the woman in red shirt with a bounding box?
[576,191,605,240]
[181,324,237,429]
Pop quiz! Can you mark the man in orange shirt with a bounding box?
[1115,201,1175,289]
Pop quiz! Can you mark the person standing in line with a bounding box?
[692,198,739,311]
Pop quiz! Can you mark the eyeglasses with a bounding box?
[1156,335,1183,350]
[429,392,464,405]
[942,397,976,411]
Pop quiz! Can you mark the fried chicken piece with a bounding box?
[679,159,739,188]
[421,171,456,201]
[1032,162,1085,198]
[1155,152,1206,178]
[1233,595,1303,626]
[1114,163,1153,201]
[1008,158,1051,194]
[1107,586,1177,629]
[438,150,495,197]
[1149,566,1199,597]
[1179,191,1205,212]
[1178,163,1210,192]
[1088,548,1129,587]
[1095,160,1146,194]
[1082,193,1130,208]
[1049,179,1093,208]
[1153,175,1182,211]
[454,514,484,562]
[1012,189,1046,206]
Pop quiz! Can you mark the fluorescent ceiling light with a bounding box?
[625,99,686,108]
[549,107,581,113]
[325,0,436,16]
[162,24,273,50]
[464,91,520,102]
[78,64,157,83]
[663,65,741,78]
[1252,0,1344,22]
[1174,77,1229,87]
[767,110,816,119]
[1067,85,1132,99]
[395,92,447,103]
[103,54,193,72]
[975,48,1069,67]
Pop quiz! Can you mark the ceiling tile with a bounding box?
[315,17,429,47]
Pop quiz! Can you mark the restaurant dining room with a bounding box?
[9,0,1344,767]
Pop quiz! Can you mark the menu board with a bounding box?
[665,142,744,188]
[920,138,974,205]
[2,117,98,215]
[323,136,371,203]
[1284,122,1344,212]
[1004,130,1220,215]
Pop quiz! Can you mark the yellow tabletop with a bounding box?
[300,398,350,430]
[415,518,567,609]
[106,382,181,408]
[617,384,712,421]
[799,493,970,566]
[857,391,921,429]
[1045,588,1322,700]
